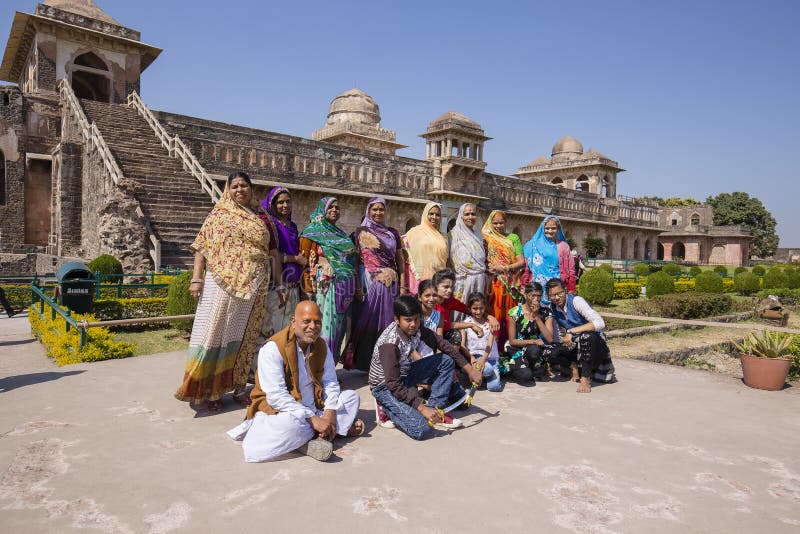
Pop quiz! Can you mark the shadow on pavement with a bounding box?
[0,370,86,393]
[0,338,36,347]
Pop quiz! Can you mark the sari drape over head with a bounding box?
[403,201,448,293]
[449,202,486,304]
[261,186,302,285]
[351,197,401,371]
[523,215,575,296]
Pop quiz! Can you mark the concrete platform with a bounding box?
[1,313,799,533]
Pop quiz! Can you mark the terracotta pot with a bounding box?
[740,354,791,391]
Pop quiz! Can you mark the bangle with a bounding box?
[190,278,204,284]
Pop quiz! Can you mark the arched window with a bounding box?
[673,242,686,260]
[70,52,111,102]
[690,213,700,226]
[575,175,589,192]
[551,177,563,187]
[405,217,416,233]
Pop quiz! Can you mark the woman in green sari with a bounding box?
[299,197,361,362]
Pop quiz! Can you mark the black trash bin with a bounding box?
[55,262,95,313]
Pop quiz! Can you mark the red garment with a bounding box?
[557,241,576,292]
[434,296,468,332]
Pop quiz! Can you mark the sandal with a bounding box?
[347,418,365,437]
[207,400,223,413]
[232,392,251,407]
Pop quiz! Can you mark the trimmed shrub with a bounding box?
[688,266,702,277]
[734,266,748,275]
[713,265,728,277]
[648,263,663,273]
[695,271,724,293]
[786,268,800,289]
[87,254,123,276]
[756,288,800,301]
[763,268,789,290]
[166,272,198,332]
[646,271,675,297]
[633,293,732,319]
[93,298,168,320]
[28,302,135,366]
[577,268,614,305]
[734,272,760,295]
[597,263,614,274]
[633,263,650,276]
[662,263,681,276]
[614,281,643,299]
[752,265,766,277]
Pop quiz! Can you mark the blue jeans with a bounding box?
[371,352,455,440]
[476,356,502,392]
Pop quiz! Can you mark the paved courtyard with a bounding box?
[1,313,799,533]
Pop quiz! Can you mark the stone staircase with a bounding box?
[81,99,214,268]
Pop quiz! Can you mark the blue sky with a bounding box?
[3,0,798,246]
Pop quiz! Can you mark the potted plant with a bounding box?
[733,329,794,391]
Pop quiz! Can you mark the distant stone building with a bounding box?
[656,205,751,265]
[0,0,664,273]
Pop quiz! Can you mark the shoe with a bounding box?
[435,414,463,429]
[7,311,16,318]
[297,438,333,462]
[375,404,396,429]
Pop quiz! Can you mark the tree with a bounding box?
[637,196,701,207]
[706,192,778,258]
[583,236,606,258]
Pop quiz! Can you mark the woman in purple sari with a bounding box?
[351,198,407,371]
[259,186,307,337]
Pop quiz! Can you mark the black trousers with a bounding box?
[0,287,14,316]
[544,332,613,381]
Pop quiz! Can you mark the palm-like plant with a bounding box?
[733,329,794,359]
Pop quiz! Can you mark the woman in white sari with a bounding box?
[448,203,487,307]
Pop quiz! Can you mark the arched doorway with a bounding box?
[620,235,629,259]
[605,235,614,258]
[657,242,664,260]
[673,241,686,260]
[633,239,640,259]
[70,52,111,102]
[575,175,589,192]
[404,217,416,233]
[446,218,457,233]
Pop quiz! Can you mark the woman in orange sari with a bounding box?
[482,210,525,348]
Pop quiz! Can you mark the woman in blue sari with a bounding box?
[523,215,575,303]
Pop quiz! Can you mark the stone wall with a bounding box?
[0,87,25,252]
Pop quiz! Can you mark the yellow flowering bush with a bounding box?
[614,281,643,299]
[28,302,135,366]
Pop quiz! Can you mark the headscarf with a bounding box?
[403,202,448,281]
[481,209,515,268]
[449,203,486,276]
[357,197,398,272]
[191,183,270,299]
[299,197,357,280]
[523,215,566,287]
[261,186,301,283]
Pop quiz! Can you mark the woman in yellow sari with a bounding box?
[402,202,448,294]
[175,171,273,413]
[482,210,525,348]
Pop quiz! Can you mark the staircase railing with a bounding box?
[126,91,222,203]
[58,80,162,269]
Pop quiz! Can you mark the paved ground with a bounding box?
[1,312,799,533]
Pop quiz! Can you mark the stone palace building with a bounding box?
[1,1,746,273]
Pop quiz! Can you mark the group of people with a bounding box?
[174,171,615,461]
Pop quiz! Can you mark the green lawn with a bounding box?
[114,327,189,356]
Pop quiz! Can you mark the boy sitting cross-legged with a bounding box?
[369,296,484,440]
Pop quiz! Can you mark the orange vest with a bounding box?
[246,325,327,419]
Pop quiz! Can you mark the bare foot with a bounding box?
[570,363,580,383]
[576,377,592,393]
[347,419,365,437]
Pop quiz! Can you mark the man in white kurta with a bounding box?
[228,301,361,462]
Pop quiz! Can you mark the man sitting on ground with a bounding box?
[369,296,484,440]
[545,278,616,393]
[228,301,363,462]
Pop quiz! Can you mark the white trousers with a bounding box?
[228,390,360,463]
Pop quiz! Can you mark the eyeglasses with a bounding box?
[548,290,565,298]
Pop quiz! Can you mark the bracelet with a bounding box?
[190,278,204,284]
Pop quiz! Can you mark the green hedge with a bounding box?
[763,268,789,290]
[662,263,682,276]
[93,298,168,320]
[713,265,729,277]
[633,293,732,319]
[166,272,197,332]
[633,263,650,276]
[695,271,724,293]
[87,254,123,276]
[577,268,615,305]
[752,265,766,277]
[688,266,702,277]
[733,272,761,296]
[734,266,748,275]
[757,288,800,300]
[646,271,675,297]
